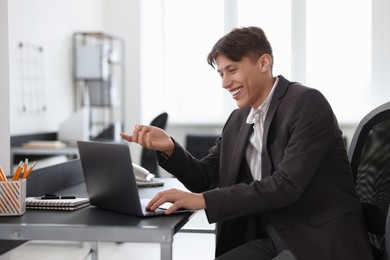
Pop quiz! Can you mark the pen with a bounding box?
[40,195,76,200]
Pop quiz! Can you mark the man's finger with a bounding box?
[149,197,168,211]
[164,203,180,215]
[120,132,133,142]
[145,132,153,148]
[146,197,158,210]
[146,191,167,210]
[136,127,146,145]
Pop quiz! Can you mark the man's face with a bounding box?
[216,54,270,109]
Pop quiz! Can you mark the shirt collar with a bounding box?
[246,77,279,125]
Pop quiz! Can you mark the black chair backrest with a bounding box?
[150,112,168,130]
[185,134,220,159]
[140,112,168,176]
[385,206,390,259]
[348,101,390,259]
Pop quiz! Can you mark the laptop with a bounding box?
[77,141,171,217]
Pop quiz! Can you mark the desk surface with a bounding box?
[0,178,194,247]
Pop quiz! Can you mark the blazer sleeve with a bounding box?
[158,138,221,192]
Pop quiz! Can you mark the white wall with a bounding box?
[372,0,390,107]
[8,0,106,135]
[5,0,145,166]
[0,0,10,173]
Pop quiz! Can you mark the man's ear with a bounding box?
[258,54,272,72]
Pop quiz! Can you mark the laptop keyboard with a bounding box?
[141,202,165,216]
[136,179,165,187]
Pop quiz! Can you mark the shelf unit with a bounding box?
[73,32,125,141]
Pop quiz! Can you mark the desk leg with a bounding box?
[90,242,99,260]
[160,242,172,260]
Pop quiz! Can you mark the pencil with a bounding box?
[12,161,24,181]
[0,166,6,181]
[23,161,37,179]
[23,158,28,176]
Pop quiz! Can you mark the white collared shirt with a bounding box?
[245,77,278,180]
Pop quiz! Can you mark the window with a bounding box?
[163,0,226,124]
[237,0,292,79]
[306,0,371,123]
[141,0,226,124]
[141,1,375,125]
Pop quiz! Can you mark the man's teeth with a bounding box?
[231,87,242,95]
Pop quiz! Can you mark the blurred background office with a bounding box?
[2,1,390,259]
[1,0,390,174]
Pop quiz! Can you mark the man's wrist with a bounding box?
[156,137,175,162]
[156,151,170,163]
[165,137,175,156]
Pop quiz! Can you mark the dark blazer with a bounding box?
[160,76,373,260]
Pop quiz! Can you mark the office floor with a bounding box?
[0,211,215,260]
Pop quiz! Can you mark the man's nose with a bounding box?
[222,75,232,89]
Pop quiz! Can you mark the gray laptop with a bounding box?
[77,141,166,217]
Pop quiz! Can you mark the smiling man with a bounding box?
[120,26,373,260]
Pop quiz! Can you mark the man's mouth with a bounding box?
[230,87,243,97]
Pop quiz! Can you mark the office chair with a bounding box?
[348,101,390,260]
[185,134,220,159]
[140,112,168,177]
[384,206,390,260]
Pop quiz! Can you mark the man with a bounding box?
[120,26,373,259]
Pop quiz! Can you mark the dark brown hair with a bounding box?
[207,26,273,69]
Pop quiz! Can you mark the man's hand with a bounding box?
[146,189,206,215]
[120,125,174,156]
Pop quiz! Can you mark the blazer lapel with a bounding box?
[224,110,253,186]
[261,76,291,177]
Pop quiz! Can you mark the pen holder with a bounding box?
[0,179,27,216]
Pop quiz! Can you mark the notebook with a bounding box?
[77,141,188,217]
[26,197,90,211]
